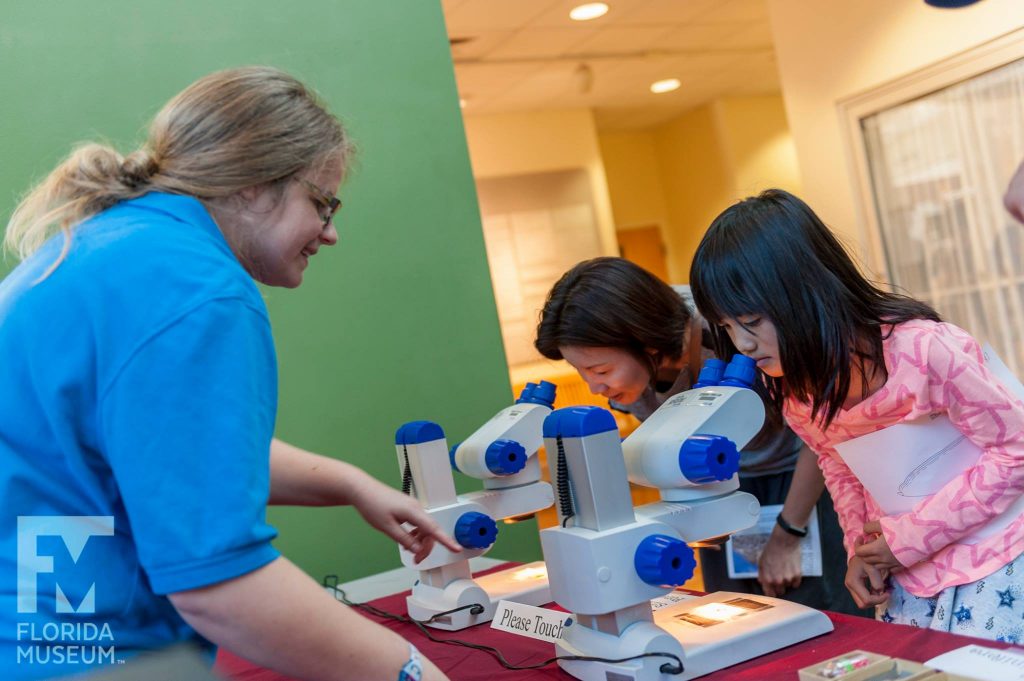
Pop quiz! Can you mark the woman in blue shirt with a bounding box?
[0,66,454,681]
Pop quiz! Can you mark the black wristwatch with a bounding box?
[776,513,808,538]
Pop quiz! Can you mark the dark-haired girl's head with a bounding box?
[690,189,939,427]
[535,257,690,404]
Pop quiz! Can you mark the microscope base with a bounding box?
[408,561,551,631]
[555,618,686,681]
[556,592,833,680]
[476,560,551,609]
[653,591,833,679]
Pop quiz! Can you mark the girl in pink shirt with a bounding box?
[689,189,1024,642]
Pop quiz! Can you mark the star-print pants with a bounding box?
[877,551,1024,643]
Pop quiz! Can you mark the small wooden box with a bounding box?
[798,650,974,681]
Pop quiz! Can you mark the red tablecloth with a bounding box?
[215,566,1020,681]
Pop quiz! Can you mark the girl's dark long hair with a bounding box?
[690,189,940,429]
[535,257,690,378]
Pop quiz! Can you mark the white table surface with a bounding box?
[333,556,504,602]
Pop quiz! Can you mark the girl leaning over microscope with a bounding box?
[689,188,1024,642]
[535,257,862,616]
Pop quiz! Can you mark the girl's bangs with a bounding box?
[692,250,770,323]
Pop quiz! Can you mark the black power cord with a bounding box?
[555,436,576,528]
[400,444,414,496]
[322,575,684,675]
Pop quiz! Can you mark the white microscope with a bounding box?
[393,381,556,630]
[540,357,832,680]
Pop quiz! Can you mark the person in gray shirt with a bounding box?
[535,256,863,616]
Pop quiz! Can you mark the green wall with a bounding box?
[0,1,541,582]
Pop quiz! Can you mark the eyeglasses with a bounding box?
[300,179,342,230]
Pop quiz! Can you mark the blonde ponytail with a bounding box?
[4,143,155,263]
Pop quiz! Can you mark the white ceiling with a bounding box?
[442,0,780,131]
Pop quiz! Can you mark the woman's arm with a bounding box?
[778,444,824,528]
[169,557,449,681]
[269,437,374,506]
[757,445,823,597]
[269,439,461,562]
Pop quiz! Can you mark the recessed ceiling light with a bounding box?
[459,98,467,108]
[570,3,609,21]
[650,78,681,94]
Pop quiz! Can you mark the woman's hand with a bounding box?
[758,525,804,597]
[348,474,462,563]
[757,445,821,597]
[268,439,461,563]
[845,555,889,609]
[853,520,901,571]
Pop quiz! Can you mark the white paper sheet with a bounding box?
[925,644,1024,681]
[725,504,822,579]
[834,345,1024,544]
[983,342,1024,402]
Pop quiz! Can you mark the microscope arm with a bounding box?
[460,481,553,522]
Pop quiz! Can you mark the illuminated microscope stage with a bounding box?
[473,561,550,605]
[553,588,833,681]
[552,585,831,679]
[650,592,832,679]
[470,566,833,680]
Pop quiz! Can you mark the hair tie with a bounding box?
[120,150,158,188]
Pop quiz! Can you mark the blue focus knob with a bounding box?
[634,534,696,587]
[449,443,461,472]
[454,512,498,549]
[719,355,757,388]
[692,358,726,389]
[678,434,739,483]
[485,439,527,475]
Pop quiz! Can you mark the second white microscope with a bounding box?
[540,356,832,680]
[394,381,556,630]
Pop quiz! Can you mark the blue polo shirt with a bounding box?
[0,193,280,678]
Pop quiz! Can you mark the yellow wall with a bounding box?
[597,95,801,283]
[596,129,670,231]
[651,103,734,282]
[462,109,619,258]
[767,0,1024,252]
[464,97,801,287]
[716,96,803,198]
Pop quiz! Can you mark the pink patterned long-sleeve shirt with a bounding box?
[783,320,1024,597]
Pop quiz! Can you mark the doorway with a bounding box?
[617,224,670,282]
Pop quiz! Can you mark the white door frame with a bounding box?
[838,28,1024,280]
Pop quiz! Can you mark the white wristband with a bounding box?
[398,643,423,681]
